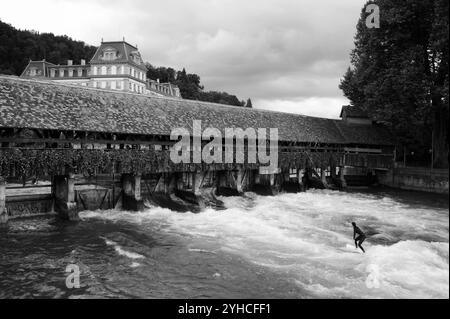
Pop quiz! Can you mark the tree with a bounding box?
[245,98,253,108]
[0,20,96,76]
[146,65,246,107]
[340,0,449,167]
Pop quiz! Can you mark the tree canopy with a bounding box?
[146,64,246,107]
[0,20,96,75]
[340,0,448,167]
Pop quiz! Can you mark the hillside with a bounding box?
[0,20,251,107]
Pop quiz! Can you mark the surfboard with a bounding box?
[340,244,364,254]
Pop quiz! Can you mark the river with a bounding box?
[0,188,448,299]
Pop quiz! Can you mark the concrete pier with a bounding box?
[339,166,347,189]
[53,174,79,220]
[0,177,7,224]
[122,174,144,211]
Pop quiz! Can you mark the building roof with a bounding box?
[90,41,147,71]
[20,60,56,77]
[0,76,394,146]
[340,105,370,118]
[49,64,89,69]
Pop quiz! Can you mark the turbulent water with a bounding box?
[0,188,448,299]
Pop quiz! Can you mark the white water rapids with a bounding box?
[80,189,448,299]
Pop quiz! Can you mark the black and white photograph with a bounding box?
[0,0,448,306]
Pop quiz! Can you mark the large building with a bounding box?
[20,40,181,98]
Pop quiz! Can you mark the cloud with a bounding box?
[0,0,364,117]
[256,97,348,119]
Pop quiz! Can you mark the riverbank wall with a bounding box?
[376,167,449,195]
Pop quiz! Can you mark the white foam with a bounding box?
[101,237,145,260]
[83,190,448,298]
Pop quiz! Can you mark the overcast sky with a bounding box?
[0,0,365,118]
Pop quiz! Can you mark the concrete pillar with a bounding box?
[331,163,337,180]
[269,174,275,186]
[122,174,144,211]
[298,169,305,191]
[167,174,177,193]
[54,174,79,221]
[0,177,7,224]
[193,171,206,195]
[154,173,167,193]
[339,166,347,188]
[154,173,178,194]
[216,171,227,188]
[235,169,244,193]
[321,167,328,186]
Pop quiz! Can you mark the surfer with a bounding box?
[352,222,366,253]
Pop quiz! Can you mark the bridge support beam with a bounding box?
[331,163,337,180]
[233,168,246,193]
[154,173,177,194]
[217,171,227,188]
[54,174,79,221]
[0,177,7,224]
[339,166,347,189]
[122,174,144,211]
[321,168,328,187]
[298,168,305,191]
[193,171,206,196]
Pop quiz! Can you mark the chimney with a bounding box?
[67,60,73,66]
[80,59,86,66]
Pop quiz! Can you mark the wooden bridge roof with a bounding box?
[0,76,393,146]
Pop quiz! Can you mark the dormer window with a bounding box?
[101,47,119,61]
[130,51,142,64]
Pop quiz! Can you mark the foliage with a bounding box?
[0,149,361,179]
[340,0,449,167]
[0,20,96,76]
[146,64,247,107]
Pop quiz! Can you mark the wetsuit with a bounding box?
[353,225,366,253]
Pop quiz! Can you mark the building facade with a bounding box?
[20,40,181,98]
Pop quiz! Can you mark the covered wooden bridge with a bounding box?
[0,76,394,222]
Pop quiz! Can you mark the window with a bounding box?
[111,65,117,75]
[102,50,117,61]
[101,66,107,75]
[93,66,98,75]
[101,81,106,89]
